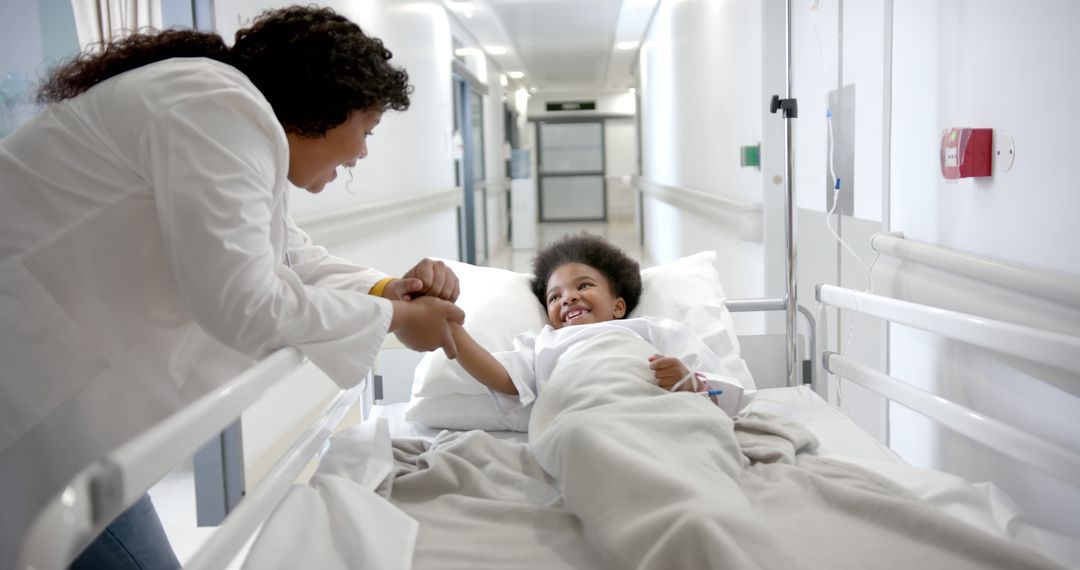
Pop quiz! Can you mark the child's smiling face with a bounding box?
[544,262,626,329]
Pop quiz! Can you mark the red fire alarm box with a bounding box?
[941,128,993,180]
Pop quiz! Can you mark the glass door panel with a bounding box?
[538,120,606,221]
[470,90,487,265]
[540,175,606,220]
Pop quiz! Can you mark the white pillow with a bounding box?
[633,251,753,389]
[406,251,753,431]
[410,260,546,398]
[405,393,530,432]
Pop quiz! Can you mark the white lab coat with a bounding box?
[0,58,393,564]
[489,317,749,416]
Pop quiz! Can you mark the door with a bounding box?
[453,76,487,265]
[504,103,518,242]
[469,89,487,265]
[537,120,606,222]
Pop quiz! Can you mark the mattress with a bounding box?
[746,385,902,461]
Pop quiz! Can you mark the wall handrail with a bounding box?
[634,176,763,242]
[871,233,1080,308]
[817,284,1080,374]
[824,352,1080,487]
[296,188,462,247]
[635,176,762,213]
[18,348,307,570]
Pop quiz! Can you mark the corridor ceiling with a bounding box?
[446,0,658,94]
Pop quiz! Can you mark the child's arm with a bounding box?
[449,322,519,395]
[648,355,696,392]
[649,353,744,415]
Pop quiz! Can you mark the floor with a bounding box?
[149,218,648,565]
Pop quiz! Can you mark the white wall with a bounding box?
[891,0,1080,271]
[796,0,1080,535]
[638,0,768,332]
[604,118,637,220]
[790,0,885,219]
[481,56,512,256]
[639,0,1080,537]
[887,0,1080,536]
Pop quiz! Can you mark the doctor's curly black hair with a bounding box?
[531,233,643,317]
[39,5,411,137]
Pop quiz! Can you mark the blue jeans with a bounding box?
[70,494,180,570]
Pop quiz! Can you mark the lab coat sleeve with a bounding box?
[488,332,538,414]
[284,216,389,292]
[144,88,391,387]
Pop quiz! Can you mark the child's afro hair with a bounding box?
[531,233,642,316]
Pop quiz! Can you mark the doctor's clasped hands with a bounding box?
[384,258,466,359]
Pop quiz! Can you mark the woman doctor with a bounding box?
[0,6,463,569]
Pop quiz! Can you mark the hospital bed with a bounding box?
[16,232,1080,568]
[15,7,1080,561]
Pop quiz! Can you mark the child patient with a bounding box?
[449,233,747,416]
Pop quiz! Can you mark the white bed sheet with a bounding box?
[373,386,1077,568]
[750,387,1077,568]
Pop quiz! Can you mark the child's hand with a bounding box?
[648,354,694,391]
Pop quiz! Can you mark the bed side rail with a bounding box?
[817,284,1080,374]
[727,298,818,390]
[17,347,306,570]
[823,352,1080,486]
[185,382,364,569]
[816,284,1080,485]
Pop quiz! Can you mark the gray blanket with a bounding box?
[378,331,1059,569]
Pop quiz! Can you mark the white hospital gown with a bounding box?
[488,316,749,416]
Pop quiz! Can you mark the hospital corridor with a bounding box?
[2,0,1079,568]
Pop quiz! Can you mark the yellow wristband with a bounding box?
[369,277,396,298]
